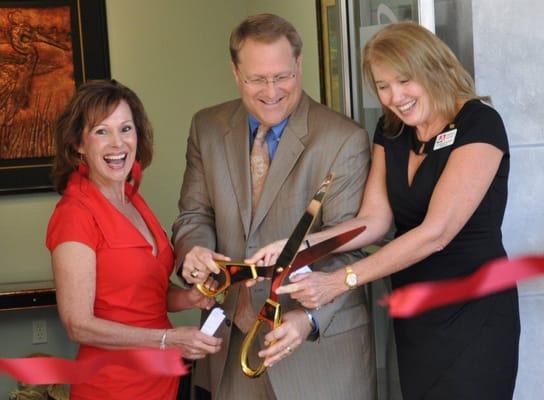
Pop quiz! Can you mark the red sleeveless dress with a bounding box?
[46,171,180,399]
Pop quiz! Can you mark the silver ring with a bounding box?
[315,304,320,311]
[190,269,198,278]
[286,346,292,353]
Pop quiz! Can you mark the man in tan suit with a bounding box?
[172,14,375,400]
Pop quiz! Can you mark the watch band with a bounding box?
[304,309,320,342]
[345,266,358,289]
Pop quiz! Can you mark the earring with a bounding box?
[77,153,88,175]
[127,160,142,197]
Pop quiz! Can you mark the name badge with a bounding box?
[200,307,225,336]
[433,128,457,150]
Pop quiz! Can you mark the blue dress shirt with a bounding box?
[248,114,289,160]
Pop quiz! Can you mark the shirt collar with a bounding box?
[248,114,289,141]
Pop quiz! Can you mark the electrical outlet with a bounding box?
[32,320,47,344]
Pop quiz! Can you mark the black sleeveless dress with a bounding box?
[374,100,520,400]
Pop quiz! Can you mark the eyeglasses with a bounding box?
[242,72,296,88]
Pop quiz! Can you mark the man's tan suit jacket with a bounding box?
[173,93,376,400]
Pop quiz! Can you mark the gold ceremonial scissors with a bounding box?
[238,174,364,377]
[193,174,365,377]
[237,174,334,377]
[239,224,364,377]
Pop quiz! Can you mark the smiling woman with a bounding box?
[251,21,520,400]
[51,80,153,195]
[45,80,222,399]
[76,100,138,199]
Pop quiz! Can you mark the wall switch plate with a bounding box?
[32,320,48,344]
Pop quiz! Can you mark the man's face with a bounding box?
[232,36,303,129]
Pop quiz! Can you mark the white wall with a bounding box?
[472,1,544,398]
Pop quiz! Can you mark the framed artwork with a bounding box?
[0,0,110,195]
[316,0,347,115]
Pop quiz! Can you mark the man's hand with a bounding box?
[257,310,313,367]
[182,246,230,284]
[245,239,287,267]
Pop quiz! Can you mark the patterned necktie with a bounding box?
[234,125,270,333]
[250,124,270,216]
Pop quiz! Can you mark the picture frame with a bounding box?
[316,0,344,114]
[0,0,110,195]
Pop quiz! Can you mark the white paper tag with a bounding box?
[200,307,225,336]
[289,265,312,280]
[433,129,457,150]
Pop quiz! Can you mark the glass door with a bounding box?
[317,0,435,129]
[348,0,435,139]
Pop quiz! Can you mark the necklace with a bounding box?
[411,123,457,155]
[411,131,428,155]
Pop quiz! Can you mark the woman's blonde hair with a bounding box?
[362,22,477,136]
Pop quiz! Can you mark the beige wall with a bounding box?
[0,194,58,283]
[0,1,320,392]
[113,0,321,229]
[0,0,320,285]
[106,0,245,227]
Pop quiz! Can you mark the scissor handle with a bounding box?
[195,261,232,297]
[196,261,260,299]
[240,299,282,378]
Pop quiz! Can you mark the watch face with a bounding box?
[346,273,357,287]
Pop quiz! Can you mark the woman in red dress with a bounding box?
[46,80,222,399]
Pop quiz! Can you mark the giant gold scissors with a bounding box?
[235,174,365,377]
[196,226,366,302]
[194,174,346,302]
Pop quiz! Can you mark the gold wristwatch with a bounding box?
[344,266,357,289]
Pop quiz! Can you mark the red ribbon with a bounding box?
[381,256,544,318]
[0,348,187,385]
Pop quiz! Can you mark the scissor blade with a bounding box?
[220,226,365,287]
[274,174,333,271]
[290,226,366,270]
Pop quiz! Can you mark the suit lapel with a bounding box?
[250,93,310,234]
[224,102,252,238]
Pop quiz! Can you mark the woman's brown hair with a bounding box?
[52,80,153,193]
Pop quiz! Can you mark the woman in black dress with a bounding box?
[248,22,520,399]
